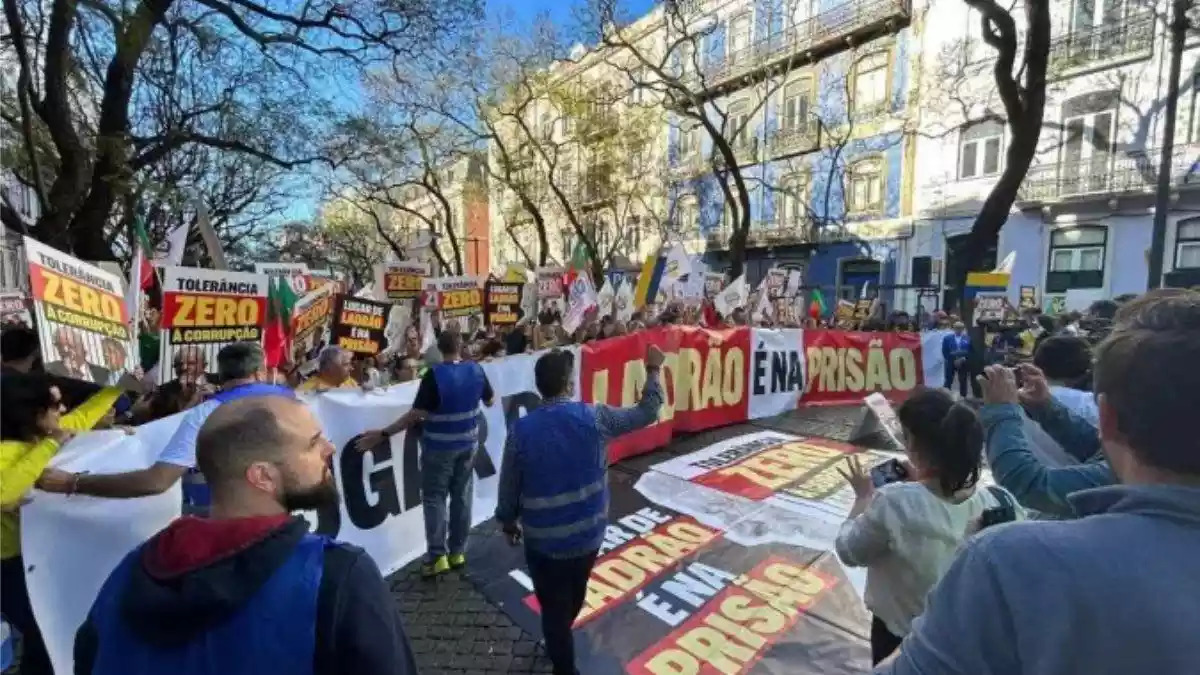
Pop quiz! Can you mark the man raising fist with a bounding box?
[496,343,665,675]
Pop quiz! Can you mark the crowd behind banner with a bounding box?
[4,236,1119,673]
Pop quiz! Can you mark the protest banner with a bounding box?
[331,295,389,355]
[833,299,858,329]
[433,276,483,321]
[974,292,1009,324]
[24,237,135,385]
[22,327,951,673]
[377,260,429,301]
[536,266,566,315]
[483,280,524,327]
[158,267,268,383]
[765,267,788,299]
[703,271,725,298]
[291,283,336,358]
[1019,285,1038,311]
[255,262,310,295]
[0,290,32,327]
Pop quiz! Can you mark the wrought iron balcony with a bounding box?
[1049,12,1155,74]
[767,123,819,157]
[1018,146,1200,203]
[685,0,910,94]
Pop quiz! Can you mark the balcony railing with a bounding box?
[1019,146,1200,203]
[684,0,910,92]
[1049,12,1155,74]
[767,123,819,157]
[702,219,857,250]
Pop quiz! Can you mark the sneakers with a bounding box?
[421,555,450,578]
[448,553,467,569]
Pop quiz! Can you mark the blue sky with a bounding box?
[494,0,658,32]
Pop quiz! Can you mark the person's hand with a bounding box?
[646,344,665,369]
[356,430,387,451]
[978,365,1020,405]
[836,456,874,501]
[36,468,75,494]
[1015,363,1052,408]
[501,522,522,546]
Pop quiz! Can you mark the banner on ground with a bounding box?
[23,328,947,673]
[377,261,429,302]
[331,295,389,355]
[483,280,524,327]
[158,267,268,383]
[291,284,336,358]
[24,237,135,385]
[255,262,310,295]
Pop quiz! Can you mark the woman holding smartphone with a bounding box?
[834,387,1022,665]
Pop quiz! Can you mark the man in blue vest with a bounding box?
[358,330,494,577]
[74,395,417,675]
[496,344,664,675]
[42,342,293,514]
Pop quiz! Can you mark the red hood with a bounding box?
[143,514,292,579]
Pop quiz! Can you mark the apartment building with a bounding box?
[905,0,1200,314]
[387,152,492,277]
[660,0,916,299]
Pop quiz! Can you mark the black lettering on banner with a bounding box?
[752,342,803,395]
[753,348,768,396]
[402,429,422,512]
[473,411,496,480]
[310,498,341,538]
[341,434,402,529]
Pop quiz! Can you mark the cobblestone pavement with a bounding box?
[387,405,867,674]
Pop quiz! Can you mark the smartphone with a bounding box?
[869,458,909,488]
[979,505,1017,530]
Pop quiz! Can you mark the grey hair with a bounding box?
[318,345,347,370]
[217,342,265,381]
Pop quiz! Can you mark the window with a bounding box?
[1060,92,1117,194]
[1176,219,1200,269]
[780,79,812,133]
[540,112,554,141]
[676,196,700,237]
[777,174,809,227]
[729,15,752,62]
[678,42,696,77]
[1046,226,1106,292]
[788,0,812,30]
[958,120,1004,179]
[728,100,751,150]
[679,123,700,157]
[847,158,884,213]
[852,51,889,117]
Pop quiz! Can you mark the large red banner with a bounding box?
[579,328,928,461]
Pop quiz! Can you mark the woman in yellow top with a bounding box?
[1,372,123,675]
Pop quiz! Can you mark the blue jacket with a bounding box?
[941,333,969,367]
[507,402,607,557]
[880,485,1200,675]
[980,400,1114,518]
[423,362,485,453]
[87,533,326,675]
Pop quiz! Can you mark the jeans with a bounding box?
[526,548,599,675]
[1,556,53,675]
[421,446,474,560]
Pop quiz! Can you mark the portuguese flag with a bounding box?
[263,276,298,368]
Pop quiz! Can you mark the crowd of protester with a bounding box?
[1,285,1198,674]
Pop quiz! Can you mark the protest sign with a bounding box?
[434,276,483,320]
[24,237,135,385]
[377,261,429,301]
[291,284,336,358]
[1019,285,1038,311]
[975,292,1008,323]
[703,271,725,298]
[158,267,268,382]
[255,262,310,295]
[484,281,524,327]
[331,295,389,355]
[765,267,788,299]
[0,291,32,327]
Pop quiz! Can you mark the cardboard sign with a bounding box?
[24,238,136,385]
[255,262,310,295]
[435,276,483,319]
[765,268,788,300]
[291,284,336,359]
[484,281,524,326]
[1019,285,1038,311]
[536,267,565,299]
[378,260,429,301]
[0,291,32,328]
[331,295,388,355]
[975,292,1009,324]
[159,267,268,383]
[703,272,725,298]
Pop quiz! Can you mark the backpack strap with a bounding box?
[986,485,1015,510]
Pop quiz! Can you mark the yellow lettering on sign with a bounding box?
[41,273,123,323]
[172,296,259,327]
[441,288,482,310]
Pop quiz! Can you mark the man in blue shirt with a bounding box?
[496,344,664,675]
[44,342,293,514]
[880,290,1200,675]
[941,321,971,397]
[358,330,494,577]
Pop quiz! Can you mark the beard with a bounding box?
[279,465,340,512]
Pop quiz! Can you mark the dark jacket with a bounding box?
[74,515,417,675]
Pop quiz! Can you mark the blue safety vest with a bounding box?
[512,402,607,556]
[182,383,297,513]
[422,362,485,453]
[87,534,327,675]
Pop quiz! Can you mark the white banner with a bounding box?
[747,328,806,420]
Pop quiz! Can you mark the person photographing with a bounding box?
[357,330,494,577]
[834,387,1022,665]
[495,344,664,675]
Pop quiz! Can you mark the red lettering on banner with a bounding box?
[802,331,923,406]
[690,439,849,499]
[625,556,837,675]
